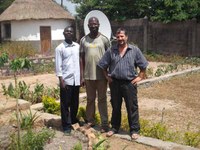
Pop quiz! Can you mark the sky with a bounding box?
[55,0,77,16]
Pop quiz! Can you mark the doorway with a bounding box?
[40,26,51,54]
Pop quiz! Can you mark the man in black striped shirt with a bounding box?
[98,27,148,140]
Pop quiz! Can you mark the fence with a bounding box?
[112,18,200,56]
[78,18,200,57]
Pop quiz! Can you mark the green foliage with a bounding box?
[32,83,44,103]
[77,107,100,125]
[93,134,108,150]
[183,57,200,67]
[9,128,55,150]
[18,81,30,100]
[184,131,200,147]
[9,58,32,72]
[93,139,107,150]
[19,109,40,130]
[44,86,60,100]
[95,113,101,125]
[72,142,82,150]
[1,81,60,104]
[140,119,178,142]
[32,61,55,74]
[77,106,86,121]
[146,67,154,78]
[0,0,14,14]
[42,96,60,115]
[154,64,178,77]
[80,87,86,93]
[151,0,200,23]
[183,124,200,147]
[145,51,183,62]
[121,114,129,132]
[0,52,8,67]
[70,0,200,22]
[1,83,15,97]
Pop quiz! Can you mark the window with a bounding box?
[4,23,11,39]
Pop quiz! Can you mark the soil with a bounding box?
[0,62,199,149]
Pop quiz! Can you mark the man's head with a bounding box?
[115,27,128,46]
[63,26,74,43]
[88,17,99,34]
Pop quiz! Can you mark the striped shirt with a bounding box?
[98,44,148,80]
[55,41,80,86]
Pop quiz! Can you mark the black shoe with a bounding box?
[100,126,109,133]
[78,121,85,127]
[63,129,71,136]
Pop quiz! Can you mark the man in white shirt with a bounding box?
[55,26,80,135]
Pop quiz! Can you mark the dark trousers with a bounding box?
[109,79,140,134]
[60,85,80,131]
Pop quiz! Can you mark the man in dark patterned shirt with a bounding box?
[98,27,148,140]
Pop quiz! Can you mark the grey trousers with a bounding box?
[85,79,108,127]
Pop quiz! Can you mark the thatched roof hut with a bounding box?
[0,0,75,53]
[0,0,74,21]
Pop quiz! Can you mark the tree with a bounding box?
[69,0,200,23]
[0,0,14,14]
[9,58,32,149]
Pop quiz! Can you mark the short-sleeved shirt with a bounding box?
[80,33,110,80]
[98,44,148,80]
[55,41,80,86]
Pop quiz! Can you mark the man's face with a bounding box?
[116,31,128,46]
[88,18,99,33]
[63,27,73,40]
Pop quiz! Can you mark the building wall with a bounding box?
[11,19,71,41]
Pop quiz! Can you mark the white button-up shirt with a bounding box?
[55,41,80,86]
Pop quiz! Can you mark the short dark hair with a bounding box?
[64,26,73,32]
[116,27,127,36]
[88,17,99,24]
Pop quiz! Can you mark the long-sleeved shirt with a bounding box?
[55,41,80,86]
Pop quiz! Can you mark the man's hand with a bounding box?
[59,77,65,89]
[81,78,85,87]
[106,76,113,84]
[131,69,146,85]
[131,76,142,85]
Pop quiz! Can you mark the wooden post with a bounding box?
[143,16,148,53]
[191,18,196,56]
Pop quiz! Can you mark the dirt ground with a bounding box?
[0,62,199,149]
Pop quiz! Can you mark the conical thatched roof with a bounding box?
[0,0,74,22]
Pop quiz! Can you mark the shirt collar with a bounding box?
[112,43,132,52]
[64,41,75,48]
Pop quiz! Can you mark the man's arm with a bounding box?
[80,52,85,86]
[102,69,112,83]
[131,68,146,85]
[55,48,65,89]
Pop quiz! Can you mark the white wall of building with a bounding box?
[11,19,72,41]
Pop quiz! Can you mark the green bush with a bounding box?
[42,96,60,115]
[72,142,82,150]
[77,106,86,121]
[9,128,55,150]
[1,81,60,104]
[19,109,40,130]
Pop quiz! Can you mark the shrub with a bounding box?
[0,42,36,59]
[19,109,40,130]
[9,128,55,150]
[184,131,200,147]
[42,96,60,115]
